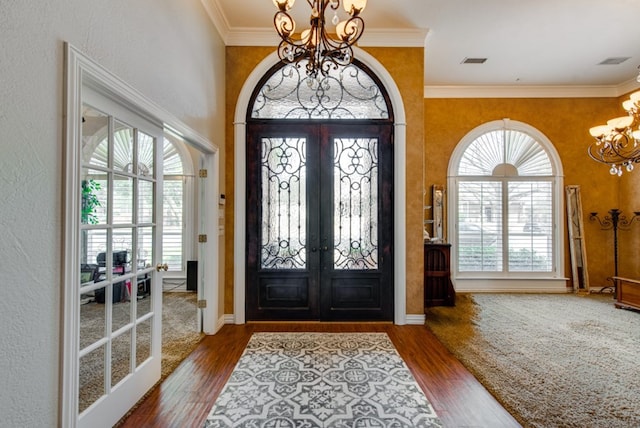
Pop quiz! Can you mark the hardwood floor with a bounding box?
[120,323,521,427]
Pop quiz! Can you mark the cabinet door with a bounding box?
[424,244,454,307]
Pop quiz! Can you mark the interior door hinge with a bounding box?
[197,299,207,308]
[199,169,208,178]
[198,234,208,243]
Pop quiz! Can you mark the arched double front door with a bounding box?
[245,60,394,321]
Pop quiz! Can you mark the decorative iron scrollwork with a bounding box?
[252,60,389,120]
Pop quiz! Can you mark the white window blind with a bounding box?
[162,178,184,271]
[456,128,554,274]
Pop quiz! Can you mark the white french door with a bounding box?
[76,88,164,427]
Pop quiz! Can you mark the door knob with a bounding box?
[322,246,328,251]
[311,247,318,252]
[156,263,168,272]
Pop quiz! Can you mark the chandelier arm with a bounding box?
[272,0,367,77]
[586,87,640,174]
[274,11,296,39]
[588,130,640,167]
[340,15,365,43]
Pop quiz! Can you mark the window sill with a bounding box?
[452,277,569,293]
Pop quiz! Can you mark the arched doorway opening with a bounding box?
[246,59,393,321]
[233,49,408,324]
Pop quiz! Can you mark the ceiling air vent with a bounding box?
[462,57,487,64]
[598,57,630,65]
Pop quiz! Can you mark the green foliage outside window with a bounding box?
[81,179,102,224]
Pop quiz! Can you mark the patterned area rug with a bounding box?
[204,332,442,427]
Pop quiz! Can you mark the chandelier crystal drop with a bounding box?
[272,0,367,78]
[588,87,640,175]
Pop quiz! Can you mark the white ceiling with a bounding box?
[203,0,640,96]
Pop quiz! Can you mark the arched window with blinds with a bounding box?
[449,120,563,278]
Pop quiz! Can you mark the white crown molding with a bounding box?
[201,1,639,99]
[200,0,231,43]
[226,28,281,46]
[200,0,428,48]
[617,78,640,97]
[425,79,640,99]
[223,27,429,47]
[358,28,429,47]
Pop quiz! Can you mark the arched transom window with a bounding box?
[450,120,563,279]
[250,59,390,120]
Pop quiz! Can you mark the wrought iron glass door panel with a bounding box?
[246,122,393,321]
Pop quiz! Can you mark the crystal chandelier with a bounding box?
[588,90,640,176]
[272,0,367,78]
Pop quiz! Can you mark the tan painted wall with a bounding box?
[615,92,640,281]
[424,97,633,289]
[224,46,425,316]
[224,45,639,314]
[224,46,275,313]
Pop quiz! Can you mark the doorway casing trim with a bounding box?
[233,48,408,325]
[62,42,220,428]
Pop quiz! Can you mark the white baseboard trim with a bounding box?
[222,313,424,325]
[405,314,426,325]
[216,315,226,332]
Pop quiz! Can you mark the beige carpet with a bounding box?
[425,293,640,428]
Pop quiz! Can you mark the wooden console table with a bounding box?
[424,243,455,308]
[612,276,640,311]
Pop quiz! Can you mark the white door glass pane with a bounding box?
[113,175,134,225]
[112,291,131,332]
[137,227,153,269]
[82,228,108,268]
[81,168,108,225]
[135,318,151,368]
[80,292,106,349]
[137,226,153,319]
[138,131,155,176]
[79,345,106,414]
[114,122,134,172]
[138,179,154,224]
[137,291,152,318]
[82,105,109,168]
[112,228,133,266]
[111,330,132,387]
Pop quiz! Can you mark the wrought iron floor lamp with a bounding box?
[589,208,640,292]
